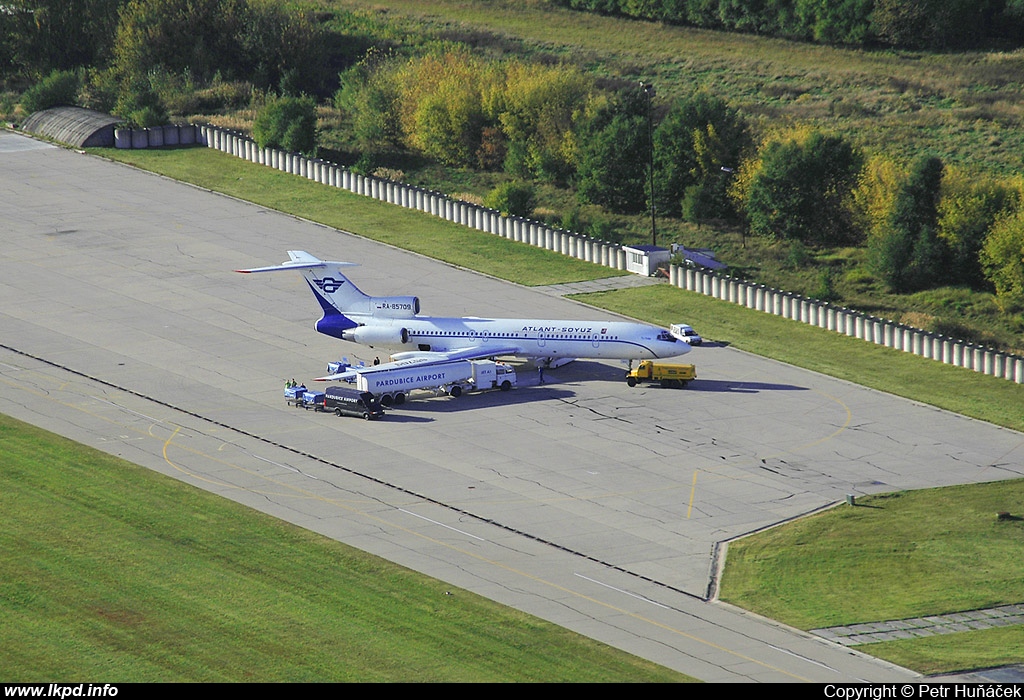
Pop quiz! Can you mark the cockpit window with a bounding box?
[657,330,677,341]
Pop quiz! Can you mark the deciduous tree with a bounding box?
[654,91,749,219]
[981,208,1024,311]
[744,131,861,244]
[575,105,647,214]
[253,95,317,155]
[867,156,945,292]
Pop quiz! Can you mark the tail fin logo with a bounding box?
[313,277,347,294]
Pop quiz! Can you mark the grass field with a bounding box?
[318,0,1024,176]
[0,413,692,682]
[720,484,1024,675]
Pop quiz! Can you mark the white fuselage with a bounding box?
[347,314,688,361]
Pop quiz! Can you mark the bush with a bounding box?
[253,95,317,155]
[483,180,536,217]
[745,131,861,245]
[78,68,119,113]
[587,216,621,244]
[560,207,584,233]
[20,69,80,113]
[981,208,1024,312]
[786,240,812,269]
[113,78,168,127]
[813,268,840,303]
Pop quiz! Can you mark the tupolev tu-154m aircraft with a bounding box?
[236,251,689,378]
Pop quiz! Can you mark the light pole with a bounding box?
[640,81,656,247]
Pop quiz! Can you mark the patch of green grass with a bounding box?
[91,146,625,287]
[859,626,1024,676]
[572,284,1024,432]
[0,413,692,682]
[720,482,1024,629]
[717,482,1024,675]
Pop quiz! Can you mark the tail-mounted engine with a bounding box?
[341,325,410,346]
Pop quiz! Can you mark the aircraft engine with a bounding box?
[342,325,410,346]
[369,296,420,319]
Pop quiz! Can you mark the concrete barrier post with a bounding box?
[922,334,934,359]
[971,346,983,372]
[131,128,149,149]
[164,125,180,147]
[951,342,964,367]
[904,329,914,354]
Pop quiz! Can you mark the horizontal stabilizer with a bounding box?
[236,250,358,274]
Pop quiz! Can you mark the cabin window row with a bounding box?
[411,331,620,340]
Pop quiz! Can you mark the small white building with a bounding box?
[622,245,671,276]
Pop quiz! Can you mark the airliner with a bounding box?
[237,251,689,377]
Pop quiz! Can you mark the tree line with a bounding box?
[4,1,1023,316]
[338,47,1024,311]
[3,0,341,125]
[549,0,1024,49]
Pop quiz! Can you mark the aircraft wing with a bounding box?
[315,345,520,381]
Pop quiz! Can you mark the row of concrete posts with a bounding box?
[670,265,1024,382]
[113,123,1024,383]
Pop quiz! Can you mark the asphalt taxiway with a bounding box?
[2,130,1022,681]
